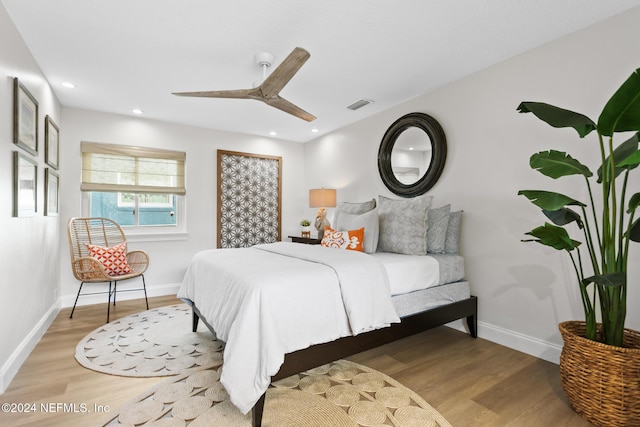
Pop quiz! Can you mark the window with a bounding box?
[90,192,178,227]
[81,142,186,234]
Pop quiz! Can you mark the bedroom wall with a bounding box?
[58,108,306,306]
[0,5,62,392]
[303,8,640,363]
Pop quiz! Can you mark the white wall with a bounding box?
[0,5,62,392]
[303,8,640,362]
[58,108,306,305]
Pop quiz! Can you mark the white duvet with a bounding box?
[177,242,399,414]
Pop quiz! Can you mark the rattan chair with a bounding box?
[67,217,149,323]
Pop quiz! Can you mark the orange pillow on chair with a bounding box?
[320,226,365,252]
[86,242,133,276]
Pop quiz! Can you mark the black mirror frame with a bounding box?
[377,112,447,198]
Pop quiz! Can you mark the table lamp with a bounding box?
[309,188,336,239]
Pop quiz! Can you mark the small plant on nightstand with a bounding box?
[300,219,311,238]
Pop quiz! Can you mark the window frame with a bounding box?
[80,141,188,241]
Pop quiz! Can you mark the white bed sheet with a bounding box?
[372,252,440,295]
[177,242,399,414]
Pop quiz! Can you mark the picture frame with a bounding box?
[13,151,38,217]
[13,78,39,156]
[45,168,59,216]
[45,115,59,169]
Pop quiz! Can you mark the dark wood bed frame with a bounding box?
[190,295,477,426]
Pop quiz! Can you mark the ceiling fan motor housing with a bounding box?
[255,52,274,68]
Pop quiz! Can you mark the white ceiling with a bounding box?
[3,0,640,143]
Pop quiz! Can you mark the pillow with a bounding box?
[444,210,463,254]
[427,204,451,254]
[334,208,379,254]
[321,226,365,252]
[333,198,376,229]
[86,242,133,276]
[377,194,433,255]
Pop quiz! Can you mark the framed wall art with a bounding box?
[45,168,59,216]
[45,115,59,169]
[217,150,282,248]
[13,78,39,156]
[13,151,38,217]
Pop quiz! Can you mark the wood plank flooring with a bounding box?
[0,296,592,426]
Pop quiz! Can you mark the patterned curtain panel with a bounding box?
[217,150,282,248]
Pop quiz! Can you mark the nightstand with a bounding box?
[288,235,322,245]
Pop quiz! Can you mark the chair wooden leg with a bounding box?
[113,281,117,306]
[142,275,149,310]
[70,282,84,319]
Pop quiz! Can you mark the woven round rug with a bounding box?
[100,359,452,427]
[75,304,224,377]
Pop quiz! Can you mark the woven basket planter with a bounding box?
[559,321,640,426]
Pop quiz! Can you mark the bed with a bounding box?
[177,196,477,426]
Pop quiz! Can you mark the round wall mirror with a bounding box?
[377,112,447,197]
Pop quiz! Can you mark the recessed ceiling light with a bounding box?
[61,81,75,88]
[132,108,143,114]
[311,129,319,133]
[269,131,277,136]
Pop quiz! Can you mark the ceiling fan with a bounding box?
[172,47,316,122]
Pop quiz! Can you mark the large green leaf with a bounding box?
[517,102,596,138]
[628,192,640,214]
[530,150,592,179]
[523,223,581,251]
[617,150,640,168]
[598,68,640,136]
[629,218,640,242]
[518,190,586,210]
[597,132,640,182]
[543,208,583,228]
[583,272,626,288]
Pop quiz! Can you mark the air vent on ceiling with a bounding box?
[346,98,373,111]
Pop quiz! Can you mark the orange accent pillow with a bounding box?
[321,226,365,252]
[86,242,133,276]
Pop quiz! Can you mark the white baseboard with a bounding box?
[60,283,181,308]
[0,302,60,394]
[447,319,562,364]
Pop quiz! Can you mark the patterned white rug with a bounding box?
[75,304,223,377]
[101,360,452,427]
[78,304,452,426]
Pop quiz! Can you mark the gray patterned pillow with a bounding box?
[377,194,433,255]
[444,210,463,254]
[336,198,376,214]
[427,204,451,254]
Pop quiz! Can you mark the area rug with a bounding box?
[79,305,452,426]
[75,304,223,377]
[101,360,452,427]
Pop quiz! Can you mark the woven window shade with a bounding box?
[81,142,186,195]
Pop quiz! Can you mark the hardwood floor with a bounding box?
[0,296,592,426]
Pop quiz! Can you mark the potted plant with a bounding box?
[517,68,640,426]
[300,219,311,238]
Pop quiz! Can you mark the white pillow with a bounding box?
[334,208,379,254]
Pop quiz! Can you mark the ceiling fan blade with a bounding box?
[260,47,310,98]
[265,96,316,122]
[172,88,260,99]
